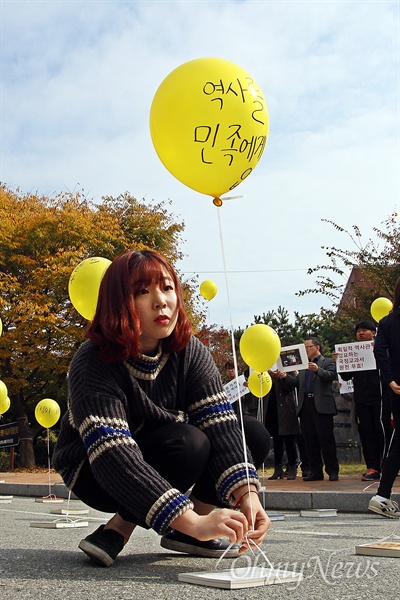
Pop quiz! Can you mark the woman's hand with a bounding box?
[170,488,271,554]
[171,507,249,546]
[236,491,270,554]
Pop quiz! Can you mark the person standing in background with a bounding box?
[265,373,300,480]
[339,320,392,482]
[281,338,339,481]
[369,280,400,518]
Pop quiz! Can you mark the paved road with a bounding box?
[1,496,399,600]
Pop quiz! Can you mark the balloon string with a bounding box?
[47,428,51,497]
[216,207,255,530]
[215,535,277,577]
[41,428,56,500]
[256,393,266,506]
[207,304,211,349]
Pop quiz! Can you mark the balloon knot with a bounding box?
[213,197,223,207]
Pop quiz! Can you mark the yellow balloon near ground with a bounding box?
[0,317,2,336]
[370,297,393,323]
[200,280,218,301]
[240,324,281,373]
[0,380,8,403]
[0,395,10,415]
[68,257,111,321]
[150,57,269,200]
[247,371,272,398]
[35,399,61,429]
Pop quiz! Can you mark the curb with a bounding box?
[260,490,400,512]
[2,480,399,512]
[0,481,77,499]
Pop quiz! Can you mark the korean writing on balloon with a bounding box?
[192,75,267,181]
[202,76,267,124]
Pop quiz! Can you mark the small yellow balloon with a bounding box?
[247,371,272,398]
[0,317,3,336]
[200,280,218,301]
[240,324,281,373]
[35,399,61,429]
[0,395,10,415]
[150,57,269,199]
[0,380,8,403]
[370,297,393,322]
[68,257,111,321]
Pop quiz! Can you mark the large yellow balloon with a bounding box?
[0,380,8,403]
[370,297,393,322]
[240,324,281,373]
[35,399,61,429]
[247,371,272,398]
[68,257,111,321]
[200,280,218,301]
[0,395,10,415]
[150,57,269,201]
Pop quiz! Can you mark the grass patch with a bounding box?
[259,463,366,478]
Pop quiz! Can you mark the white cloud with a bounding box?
[1,0,398,327]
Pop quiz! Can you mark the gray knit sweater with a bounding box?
[53,336,259,535]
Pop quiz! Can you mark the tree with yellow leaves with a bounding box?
[0,185,198,467]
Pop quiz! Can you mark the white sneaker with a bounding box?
[368,496,400,518]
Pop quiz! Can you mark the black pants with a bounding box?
[296,433,311,473]
[299,396,339,477]
[356,399,392,471]
[72,416,271,525]
[271,434,297,467]
[377,390,400,499]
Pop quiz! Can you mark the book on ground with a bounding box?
[267,513,285,521]
[30,520,89,529]
[0,495,13,503]
[355,541,400,558]
[50,507,89,515]
[178,567,303,589]
[35,497,64,503]
[300,509,337,518]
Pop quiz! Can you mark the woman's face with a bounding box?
[134,270,178,355]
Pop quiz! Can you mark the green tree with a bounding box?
[297,213,400,328]
[253,306,351,356]
[0,185,195,467]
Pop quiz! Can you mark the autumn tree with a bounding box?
[0,185,197,467]
[196,324,248,381]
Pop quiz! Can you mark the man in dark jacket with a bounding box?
[281,337,339,481]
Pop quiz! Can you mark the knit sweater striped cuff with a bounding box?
[146,489,194,535]
[217,463,260,506]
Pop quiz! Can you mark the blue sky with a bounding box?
[1,0,399,328]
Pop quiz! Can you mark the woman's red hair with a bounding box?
[86,250,192,363]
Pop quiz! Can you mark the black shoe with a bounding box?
[329,474,339,481]
[160,530,240,558]
[362,469,380,481]
[78,525,125,567]
[268,465,284,480]
[303,473,324,481]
